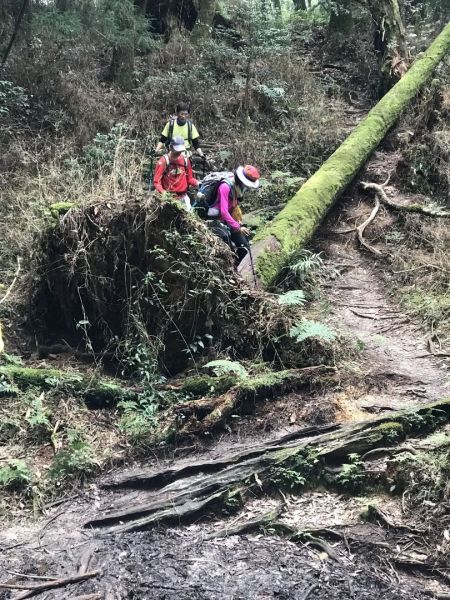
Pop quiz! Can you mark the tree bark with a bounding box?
[238,22,450,288]
[191,0,218,42]
[367,0,409,94]
[85,397,450,533]
[1,0,31,66]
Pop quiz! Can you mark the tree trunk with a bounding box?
[110,45,135,91]
[108,0,136,91]
[293,0,307,9]
[238,22,450,289]
[1,0,31,66]
[85,397,450,533]
[367,0,409,94]
[191,0,218,42]
[329,0,353,36]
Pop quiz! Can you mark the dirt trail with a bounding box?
[1,191,449,598]
[1,78,449,600]
[317,227,449,415]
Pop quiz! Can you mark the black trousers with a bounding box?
[208,222,249,263]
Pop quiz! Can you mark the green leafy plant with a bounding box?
[269,450,319,490]
[289,320,336,343]
[0,459,32,490]
[48,429,97,480]
[25,393,51,432]
[277,290,307,306]
[118,395,159,441]
[81,123,135,176]
[334,453,366,493]
[0,80,29,120]
[204,360,249,379]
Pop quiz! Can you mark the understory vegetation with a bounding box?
[0,0,449,524]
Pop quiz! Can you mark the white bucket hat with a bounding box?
[235,165,260,189]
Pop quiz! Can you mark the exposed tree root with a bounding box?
[360,182,450,217]
[204,504,285,540]
[0,571,100,599]
[356,194,382,255]
[85,397,450,534]
[171,366,334,435]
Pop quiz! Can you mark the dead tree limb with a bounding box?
[360,182,450,217]
[0,571,100,599]
[171,366,335,435]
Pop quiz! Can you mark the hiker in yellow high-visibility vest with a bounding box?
[155,103,204,157]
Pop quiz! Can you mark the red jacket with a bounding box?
[153,154,198,195]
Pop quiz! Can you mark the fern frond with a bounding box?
[203,360,249,379]
[289,320,336,343]
[278,290,307,306]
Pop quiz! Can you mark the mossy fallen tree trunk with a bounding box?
[86,397,450,533]
[0,365,139,407]
[239,22,450,288]
[170,365,334,435]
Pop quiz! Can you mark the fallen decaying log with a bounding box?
[85,397,450,534]
[0,365,139,407]
[171,365,335,435]
[239,22,450,288]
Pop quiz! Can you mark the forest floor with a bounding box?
[1,24,449,600]
[1,164,449,598]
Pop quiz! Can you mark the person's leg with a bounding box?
[208,221,231,245]
[229,229,249,263]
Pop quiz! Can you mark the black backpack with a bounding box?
[192,172,234,218]
[166,117,193,148]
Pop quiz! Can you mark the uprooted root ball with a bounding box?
[31,196,332,374]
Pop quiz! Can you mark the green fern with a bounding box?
[203,360,249,379]
[289,250,325,284]
[289,320,336,343]
[0,459,32,489]
[278,290,307,306]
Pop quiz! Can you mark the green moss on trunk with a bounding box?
[247,23,450,288]
[0,365,138,407]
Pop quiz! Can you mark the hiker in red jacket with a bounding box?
[153,136,198,210]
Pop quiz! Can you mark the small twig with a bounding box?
[393,263,449,274]
[6,571,100,599]
[43,493,80,511]
[300,583,319,600]
[349,308,379,320]
[38,509,66,549]
[5,572,58,582]
[0,256,22,305]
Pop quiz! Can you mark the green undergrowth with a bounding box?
[0,355,330,515]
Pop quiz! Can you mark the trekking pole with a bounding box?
[245,240,258,286]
